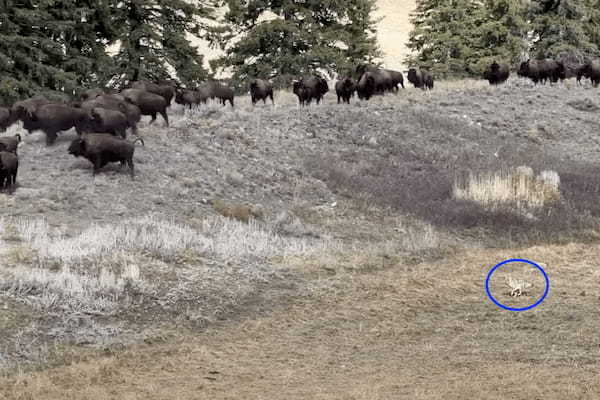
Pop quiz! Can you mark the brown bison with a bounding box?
[335,77,356,104]
[85,108,129,138]
[517,59,566,84]
[356,72,377,100]
[175,89,203,109]
[131,81,176,106]
[385,69,405,92]
[407,68,434,90]
[26,104,89,145]
[579,61,600,87]
[0,107,13,131]
[250,79,274,105]
[0,150,18,190]
[11,96,52,129]
[68,134,144,178]
[121,89,169,126]
[0,134,21,154]
[484,61,510,85]
[293,76,329,106]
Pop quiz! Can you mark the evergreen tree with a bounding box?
[113,0,213,87]
[211,0,381,89]
[528,0,600,61]
[0,0,78,103]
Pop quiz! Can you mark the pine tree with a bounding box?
[0,0,78,103]
[113,0,213,87]
[406,0,485,77]
[528,0,600,60]
[211,0,381,89]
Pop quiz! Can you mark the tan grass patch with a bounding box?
[453,166,560,210]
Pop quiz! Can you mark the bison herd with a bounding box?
[0,57,599,191]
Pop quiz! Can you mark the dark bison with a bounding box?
[250,79,274,105]
[77,95,141,136]
[407,68,434,90]
[293,76,329,106]
[356,72,377,100]
[11,96,52,127]
[385,69,405,92]
[85,108,129,138]
[175,89,203,109]
[121,89,169,126]
[579,61,600,87]
[517,59,566,84]
[335,77,356,104]
[211,82,235,107]
[0,150,18,190]
[68,134,144,178]
[356,65,395,95]
[483,61,510,85]
[0,107,13,131]
[131,81,176,106]
[81,88,106,101]
[0,134,21,154]
[26,104,89,145]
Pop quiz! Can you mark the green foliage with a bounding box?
[211,0,381,89]
[528,0,600,61]
[406,0,528,78]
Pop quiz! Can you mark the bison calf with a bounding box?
[335,77,356,104]
[68,134,144,178]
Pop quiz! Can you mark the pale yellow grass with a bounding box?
[453,167,561,210]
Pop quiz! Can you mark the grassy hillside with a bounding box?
[2,77,600,398]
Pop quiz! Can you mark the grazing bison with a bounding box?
[68,134,144,178]
[579,61,600,87]
[250,79,274,105]
[385,69,405,92]
[293,76,329,106]
[483,61,510,85]
[0,150,18,190]
[356,65,395,95]
[335,77,356,104]
[0,134,21,154]
[407,68,434,90]
[0,107,13,131]
[517,59,566,84]
[131,81,176,106]
[26,104,89,145]
[121,89,169,126]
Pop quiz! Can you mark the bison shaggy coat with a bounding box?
[407,68,434,90]
[121,89,169,127]
[293,77,329,106]
[68,134,143,178]
[0,150,18,190]
[335,77,356,104]
[484,62,510,85]
[27,104,89,145]
[250,79,274,105]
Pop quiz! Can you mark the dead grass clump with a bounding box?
[453,167,561,210]
[212,199,264,223]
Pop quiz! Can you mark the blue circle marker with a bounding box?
[485,258,549,311]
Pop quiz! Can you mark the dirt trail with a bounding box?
[2,243,600,399]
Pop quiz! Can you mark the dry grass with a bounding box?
[453,166,561,210]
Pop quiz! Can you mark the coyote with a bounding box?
[505,275,533,297]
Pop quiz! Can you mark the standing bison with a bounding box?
[26,104,89,145]
[212,82,235,107]
[293,76,329,106]
[121,89,169,126]
[250,79,274,105]
[483,61,510,85]
[335,77,356,104]
[68,134,144,178]
[175,89,203,109]
[517,59,566,84]
[131,81,176,106]
[579,61,600,87]
[407,68,434,90]
[0,149,18,190]
[0,107,13,131]
[356,72,376,100]
[385,69,405,92]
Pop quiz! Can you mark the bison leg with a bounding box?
[149,112,157,124]
[127,158,135,178]
[45,131,58,146]
[229,98,234,107]
[160,110,169,127]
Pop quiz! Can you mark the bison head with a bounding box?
[292,80,303,96]
[407,68,419,84]
[68,138,86,157]
[517,61,529,77]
